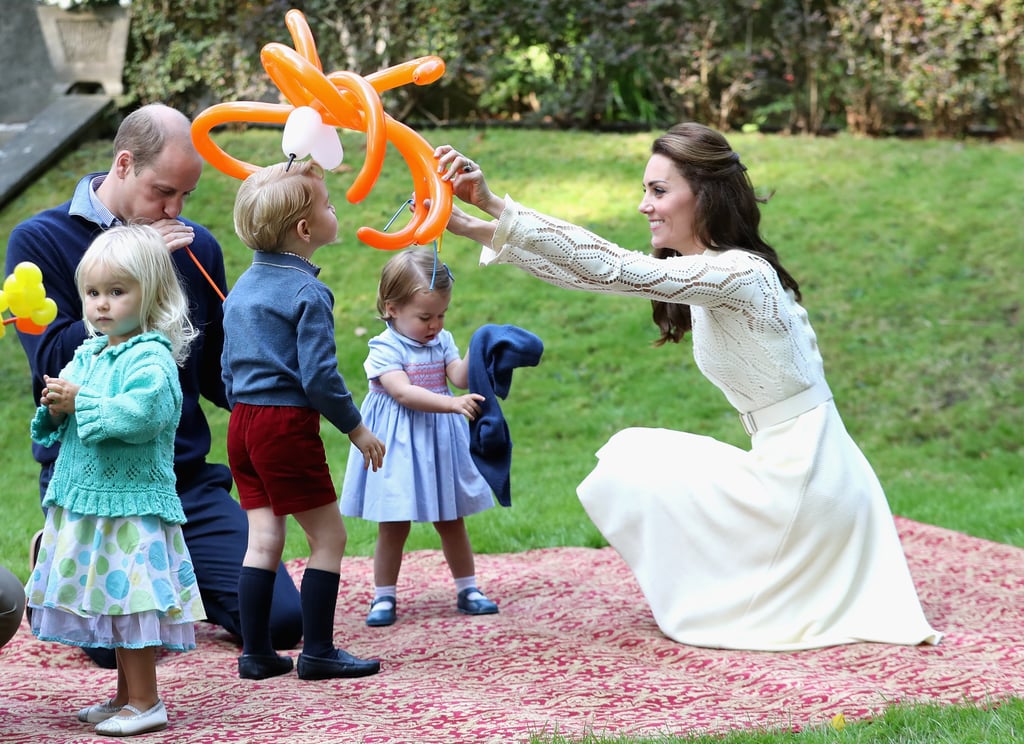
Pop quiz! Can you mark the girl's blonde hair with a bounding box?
[76,224,197,365]
[233,160,325,251]
[375,247,454,321]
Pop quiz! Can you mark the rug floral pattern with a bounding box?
[1,517,1021,743]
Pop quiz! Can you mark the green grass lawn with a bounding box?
[2,127,1022,742]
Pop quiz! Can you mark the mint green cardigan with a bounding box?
[31,332,186,524]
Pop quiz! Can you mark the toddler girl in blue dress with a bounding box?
[341,247,498,626]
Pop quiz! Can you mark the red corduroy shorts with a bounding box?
[227,403,338,516]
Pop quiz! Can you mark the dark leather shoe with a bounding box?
[238,653,294,680]
[457,587,499,615]
[297,649,380,680]
[366,596,397,627]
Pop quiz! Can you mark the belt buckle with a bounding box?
[739,411,757,436]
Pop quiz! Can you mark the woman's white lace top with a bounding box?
[484,197,827,413]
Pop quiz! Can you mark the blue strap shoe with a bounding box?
[457,587,499,615]
[366,596,397,627]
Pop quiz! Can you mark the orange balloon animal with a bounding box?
[191,9,451,250]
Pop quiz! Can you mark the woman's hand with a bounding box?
[434,145,504,218]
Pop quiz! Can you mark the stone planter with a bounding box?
[35,4,131,96]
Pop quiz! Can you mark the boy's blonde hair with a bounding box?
[233,161,326,251]
[76,224,197,365]
[376,247,455,321]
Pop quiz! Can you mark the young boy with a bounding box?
[223,161,386,680]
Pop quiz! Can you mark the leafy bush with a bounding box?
[119,0,1024,137]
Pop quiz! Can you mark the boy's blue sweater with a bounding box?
[221,252,362,435]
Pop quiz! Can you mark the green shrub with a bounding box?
[118,0,1024,137]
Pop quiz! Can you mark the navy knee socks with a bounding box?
[301,568,340,659]
[238,566,277,656]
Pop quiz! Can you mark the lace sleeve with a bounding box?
[483,197,776,310]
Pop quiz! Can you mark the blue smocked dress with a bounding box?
[340,326,494,522]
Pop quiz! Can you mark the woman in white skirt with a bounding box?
[432,124,941,651]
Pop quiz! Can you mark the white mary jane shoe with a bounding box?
[77,698,122,723]
[94,700,168,736]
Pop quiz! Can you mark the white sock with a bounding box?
[372,585,396,608]
[453,576,482,599]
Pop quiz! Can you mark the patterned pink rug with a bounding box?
[1,517,1022,743]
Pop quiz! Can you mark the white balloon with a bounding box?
[310,126,344,170]
[281,106,323,160]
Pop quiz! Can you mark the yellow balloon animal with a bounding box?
[1,261,57,339]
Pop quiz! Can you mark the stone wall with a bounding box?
[1,0,59,125]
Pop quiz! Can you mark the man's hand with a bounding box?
[149,219,196,253]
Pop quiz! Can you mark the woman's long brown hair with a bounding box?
[649,123,801,345]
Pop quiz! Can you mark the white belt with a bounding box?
[738,381,833,436]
